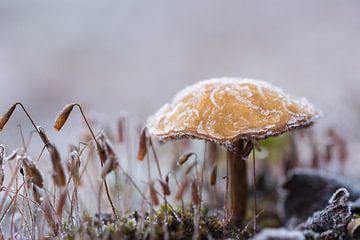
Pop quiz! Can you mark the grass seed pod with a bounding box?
[137,128,147,161]
[210,165,217,186]
[149,182,159,206]
[159,180,171,196]
[175,177,189,201]
[54,104,75,131]
[178,152,195,166]
[32,185,43,204]
[68,151,81,186]
[103,136,117,159]
[21,156,44,188]
[48,143,66,187]
[191,179,200,206]
[99,133,119,178]
[100,156,119,178]
[96,135,108,164]
[0,104,16,130]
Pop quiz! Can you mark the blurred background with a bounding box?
[0,1,360,175]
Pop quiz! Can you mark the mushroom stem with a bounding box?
[228,140,248,227]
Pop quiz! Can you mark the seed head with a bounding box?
[48,143,66,187]
[159,180,171,196]
[210,165,217,186]
[100,155,119,178]
[149,182,159,206]
[191,179,200,206]
[137,128,147,161]
[0,104,16,130]
[175,177,189,201]
[54,104,75,131]
[178,152,195,166]
[67,151,81,186]
[21,156,44,188]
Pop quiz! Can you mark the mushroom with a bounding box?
[140,77,320,227]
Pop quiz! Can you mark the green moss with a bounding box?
[258,134,291,163]
[57,207,250,239]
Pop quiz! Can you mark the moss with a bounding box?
[57,207,250,240]
[258,134,291,163]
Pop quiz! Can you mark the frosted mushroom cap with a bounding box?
[147,77,320,144]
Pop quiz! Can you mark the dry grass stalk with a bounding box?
[21,156,44,188]
[53,103,75,131]
[0,103,43,141]
[56,190,67,217]
[96,133,109,164]
[117,116,126,143]
[311,145,320,168]
[328,129,348,163]
[43,198,57,234]
[68,144,79,153]
[97,142,107,165]
[0,181,25,226]
[98,133,119,178]
[184,162,197,175]
[53,103,119,221]
[208,142,218,165]
[0,163,20,220]
[149,182,159,206]
[191,179,200,206]
[101,155,119,178]
[210,164,217,186]
[5,149,18,162]
[137,128,147,161]
[37,126,50,146]
[0,146,4,187]
[32,185,43,205]
[67,151,81,186]
[103,135,116,157]
[159,180,171,196]
[175,177,189,201]
[324,143,333,163]
[48,143,66,187]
